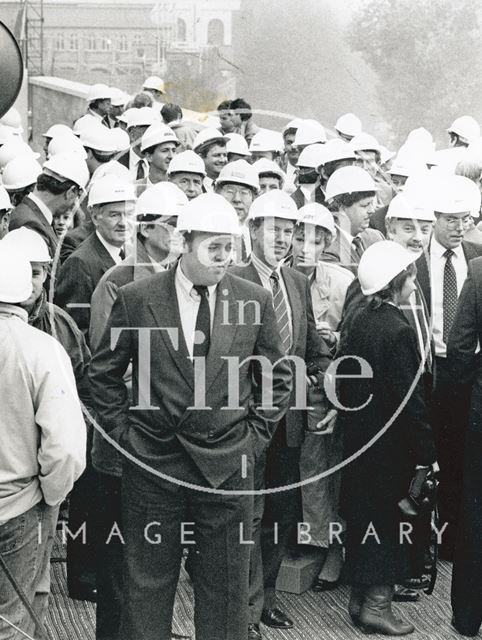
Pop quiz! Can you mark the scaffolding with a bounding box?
[17,0,44,76]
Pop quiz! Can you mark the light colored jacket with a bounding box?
[311,261,354,332]
[0,305,86,523]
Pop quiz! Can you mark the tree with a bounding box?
[348,0,482,145]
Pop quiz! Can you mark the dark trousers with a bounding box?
[431,357,470,557]
[120,460,254,640]
[94,472,123,640]
[249,424,301,623]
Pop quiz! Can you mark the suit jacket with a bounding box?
[117,151,129,169]
[230,260,331,446]
[416,240,482,315]
[9,196,59,259]
[88,268,293,488]
[291,185,325,209]
[369,205,388,235]
[54,232,115,336]
[60,219,96,264]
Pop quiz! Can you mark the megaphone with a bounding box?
[0,21,24,120]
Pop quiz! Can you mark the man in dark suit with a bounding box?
[9,153,89,259]
[230,190,331,639]
[416,175,482,560]
[55,175,136,338]
[116,107,154,179]
[290,144,326,209]
[89,193,293,640]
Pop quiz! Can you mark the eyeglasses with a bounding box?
[436,214,471,229]
[220,185,252,198]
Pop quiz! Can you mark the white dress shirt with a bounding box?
[128,148,149,179]
[300,182,318,204]
[430,237,467,357]
[96,231,124,265]
[251,252,293,337]
[174,261,217,358]
[28,193,53,225]
[203,176,214,192]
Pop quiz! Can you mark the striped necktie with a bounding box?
[270,271,292,354]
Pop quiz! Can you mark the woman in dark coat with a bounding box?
[338,241,436,635]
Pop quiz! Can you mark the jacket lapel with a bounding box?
[91,233,117,271]
[280,266,301,354]
[26,198,59,248]
[147,269,194,389]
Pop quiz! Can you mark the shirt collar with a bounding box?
[251,251,281,279]
[28,193,53,225]
[176,259,218,298]
[431,236,464,260]
[88,108,103,121]
[0,303,29,323]
[96,230,123,261]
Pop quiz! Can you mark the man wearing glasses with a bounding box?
[416,174,482,561]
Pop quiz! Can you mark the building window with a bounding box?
[101,36,112,50]
[55,32,65,50]
[177,18,186,41]
[207,19,224,46]
[70,32,78,50]
[133,34,142,48]
[87,34,97,50]
[118,34,128,51]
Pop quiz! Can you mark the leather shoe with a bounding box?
[261,608,294,629]
[312,577,340,592]
[248,623,263,640]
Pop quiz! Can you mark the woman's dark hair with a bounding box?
[370,261,416,308]
[332,190,375,211]
[36,173,79,195]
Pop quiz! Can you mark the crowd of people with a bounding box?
[0,73,482,640]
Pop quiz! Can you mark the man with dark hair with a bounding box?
[117,107,156,180]
[193,128,228,191]
[217,99,238,135]
[231,98,259,145]
[137,124,180,194]
[161,103,198,150]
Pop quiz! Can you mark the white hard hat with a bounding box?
[91,160,134,184]
[226,132,251,157]
[350,132,382,155]
[325,166,378,201]
[216,159,260,191]
[322,138,356,165]
[0,124,15,146]
[297,143,326,169]
[140,124,179,153]
[136,182,188,219]
[404,127,435,154]
[0,141,39,169]
[253,158,286,183]
[294,120,327,147]
[249,129,284,154]
[80,126,118,154]
[117,107,137,126]
[167,150,206,177]
[111,128,130,153]
[2,157,42,191]
[335,113,362,139]
[0,186,12,210]
[282,118,305,134]
[388,154,428,178]
[48,133,88,160]
[110,88,130,108]
[87,83,112,103]
[88,175,137,207]
[42,123,74,139]
[177,192,241,235]
[192,127,227,153]
[298,203,336,236]
[0,107,23,134]
[448,116,480,145]
[386,191,435,222]
[0,245,32,303]
[433,174,481,215]
[2,227,51,262]
[43,153,90,190]
[127,107,158,129]
[73,114,106,136]
[379,145,396,165]
[248,189,299,221]
[143,76,166,94]
[358,240,418,295]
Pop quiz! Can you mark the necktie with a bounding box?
[193,285,211,359]
[102,115,111,129]
[442,249,458,344]
[270,271,292,354]
[119,247,126,260]
[136,160,145,180]
[351,236,364,262]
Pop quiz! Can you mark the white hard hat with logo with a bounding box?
[42,123,74,139]
[177,193,241,235]
[2,227,51,263]
[0,245,32,303]
[350,132,382,155]
[249,129,284,154]
[192,128,227,153]
[48,133,88,160]
[386,191,435,222]
[140,124,179,153]
[335,113,362,139]
[143,76,166,94]
[433,174,481,215]
[127,107,159,129]
[226,133,251,157]
[136,182,188,219]
[87,83,112,103]
[248,190,299,221]
[448,116,480,145]
[167,150,206,177]
[2,157,42,191]
[80,126,120,154]
[322,138,356,165]
[298,203,336,236]
[0,186,12,210]
[253,158,286,182]
[43,153,90,190]
[358,240,418,295]
[294,120,327,147]
[216,159,259,191]
[325,166,378,201]
[297,143,326,169]
[88,175,137,207]
[0,141,40,169]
